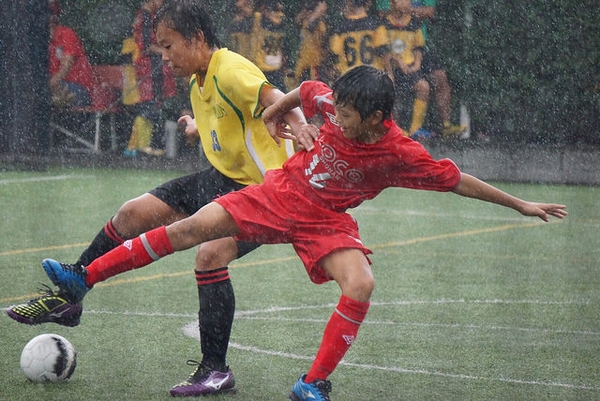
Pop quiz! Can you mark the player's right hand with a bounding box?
[178,115,199,140]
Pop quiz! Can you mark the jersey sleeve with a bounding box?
[299,80,332,120]
[391,139,462,191]
[415,28,426,49]
[221,58,272,119]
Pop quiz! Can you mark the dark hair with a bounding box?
[332,65,394,122]
[302,0,324,11]
[256,0,283,12]
[154,0,221,48]
[348,0,371,9]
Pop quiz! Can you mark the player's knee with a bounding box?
[343,270,375,302]
[195,241,238,271]
[415,79,430,99]
[112,199,146,236]
[358,275,375,298]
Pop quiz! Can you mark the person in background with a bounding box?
[252,0,290,91]
[323,0,388,84]
[8,1,305,397]
[382,0,431,138]
[27,65,566,400]
[48,0,94,108]
[292,0,328,87]
[227,0,255,62]
[412,0,466,138]
[125,0,177,156]
[375,0,390,18]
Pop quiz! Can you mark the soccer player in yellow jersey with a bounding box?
[251,0,289,91]
[8,0,307,397]
[412,0,467,138]
[383,0,431,137]
[324,0,389,82]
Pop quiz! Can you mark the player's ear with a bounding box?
[368,110,384,127]
[191,31,206,47]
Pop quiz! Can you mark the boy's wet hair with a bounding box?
[332,65,394,122]
[154,0,221,48]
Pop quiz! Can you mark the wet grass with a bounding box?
[0,168,598,400]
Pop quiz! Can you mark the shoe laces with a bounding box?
[312,379,332,400]
[29,283,59,302]
[185,360,214,382]
[63,262,87,275]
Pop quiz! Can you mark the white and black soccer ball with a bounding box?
[20,333,77,383]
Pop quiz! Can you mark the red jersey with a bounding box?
[216,80,461,283]
[281,80,461,212]
[49,25,94,91]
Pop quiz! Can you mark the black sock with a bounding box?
[76,219,125,266]
[196,267,235,371]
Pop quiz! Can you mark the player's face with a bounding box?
[155,22,199,77]
[390,0,411,13]
[236,0,253,16]
[333,102,371,142]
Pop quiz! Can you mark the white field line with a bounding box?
[0,174,93,185]
[228,342,600,391]
[33,298,596,392]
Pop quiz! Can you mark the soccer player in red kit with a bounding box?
[26,66,567,400]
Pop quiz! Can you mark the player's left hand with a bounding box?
[293,123,319,151]
[520,202,568,222]
[262,105,294,147]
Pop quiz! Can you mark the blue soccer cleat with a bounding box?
[289,375,332,401]
[42,258,91,303]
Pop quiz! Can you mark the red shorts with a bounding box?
[215,170,372,284]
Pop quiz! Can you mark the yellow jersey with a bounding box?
[383,15,425,66]
[295,18,327,80]
[189,48,294,185]
[327,15,388,78]
[251,12,286,73]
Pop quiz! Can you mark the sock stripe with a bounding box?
[140,233,160,261]
[104,220,125,243]
[334,308,363,325]
[196,267,230,285]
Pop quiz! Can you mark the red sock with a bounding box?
[305,295,370,383]
[85,226,173,287]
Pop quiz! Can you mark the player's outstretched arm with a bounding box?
[452,173,568,222]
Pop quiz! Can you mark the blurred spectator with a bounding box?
[120,37,141,107]
[292,0,328,87]
[252,0,290,91]
[227,0,255,61]
[383,0,430,138]
[323,0,388,84]
[124,0,177,157]
[48,0,93,108]
[412,0,466,138]
[376,0,391,17]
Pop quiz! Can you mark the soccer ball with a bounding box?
[20,333,77,383]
